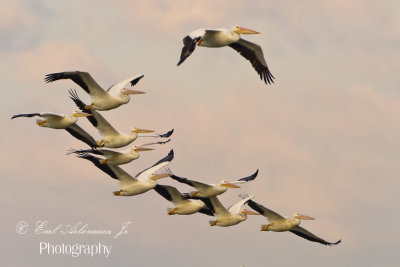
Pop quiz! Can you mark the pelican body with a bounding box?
[79,150,174,196]
[170,169,258,198]
[178,26,274,85]
[154,184,212,216]
[69,140,170,165]
[45,71,145,111]
[206,195,259,227]
[247,199,341,246]
[69,89,173,148]
[11,111,97,148]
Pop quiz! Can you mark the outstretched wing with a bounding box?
[237,169,259,182]
[68,148,120,158]
[177,31,204,66]
[77,154,118,179]
[229,39,274,85]
[134,150,174,178]
[246,199,284,222]
[45,71,108,97]
[154,184,184,204]
[290,226,342,246]
[107,74,144,94]
[11,113,41,119]
[65,124,97,148]
[68,89,97,127]
[170,174,210,189]
[90,109,119,136]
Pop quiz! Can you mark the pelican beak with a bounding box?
[221,181,240,188]
[123,89,145,95]
[234,26,260,34]
[260,224,270,231]
[242,209,260,215]
[97,140,105,147]
[150,173,171,180]
[73,111,92,117]
[296,214,315,220]
[132,128,154,133]
[134,146,154,152]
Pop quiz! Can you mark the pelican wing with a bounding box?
[65,124,97,148]
[170,175,211,189]
[246,200,284,221]
[177,29,205,66]
[208,196,230,216]
[229,39,274,85]
[134,150,174,180]
[235,169,259,183]
[11,113,41,119]
[228,195,254,214]
[78,154,118,179]
[290,226,342,246]
[45,71,108,97]
[154,184,184,204]
[91,110,119,136]
[68,148,121,158]
[197,206,215,216]
[68,89,97,127]
[108,164,137,185]
[107,74,144,94]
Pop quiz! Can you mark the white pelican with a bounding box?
[177,26,274,85]
[69,90,173,148]
[170,169,258,198]
[11,111,98,148]
[153,184,213,216]
[203,195,259,227]
[246,199,341,246]
[78,150,174,196]
[68,139,171,165]
[45,71,145,111]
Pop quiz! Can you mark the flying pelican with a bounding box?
[153,184,213,216]
[44,71,145,111]
[177,26,274,85]
[11,111,98,148]
[246,198,341,246]
[78,150,174,196]
[69,90,173,148]
[201,195,259,227]
[170,169,258,198]
[68,139,171,165]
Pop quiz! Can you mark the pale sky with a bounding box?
[2,0,400,266]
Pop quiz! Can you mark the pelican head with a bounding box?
[232,25,260,35]
[122,88,145,95]
[131,127,154,134]
[294,212,315,220]
[220,180,241,188]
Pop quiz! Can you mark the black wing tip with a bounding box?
[44,72,60,83]
[328,239,342,246]
[130,75,145,86]
[156,149,174,165]
[160,128,174,138]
